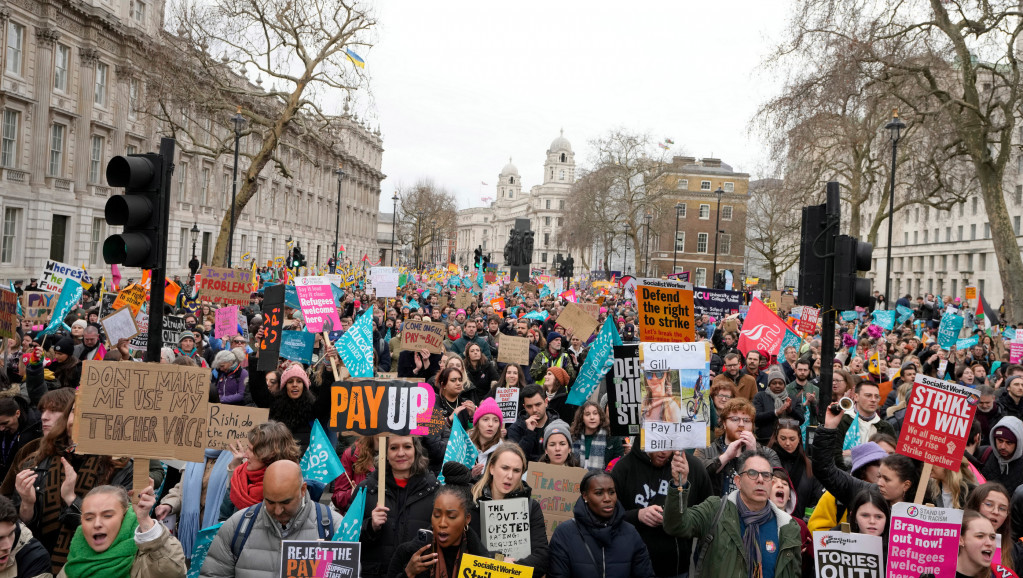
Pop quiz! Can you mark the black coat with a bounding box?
[396,350,443,382]
[468,484,549,576]
[387,527,491,578]
[463,360,499,405]
[548,498,654,578]
[980,446,1023,491]
[507,410,561,463]
[610,449,711,577]
[752,391,804,444]
[360,470,440,578]
[812,425,930,506]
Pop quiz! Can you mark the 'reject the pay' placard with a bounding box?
[896,374,979,469]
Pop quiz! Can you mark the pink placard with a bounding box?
[410,383,438,435]
[294,276,341,333]
[1012,341,1023,364]
[887,503,961,578]
[214,305,239,339]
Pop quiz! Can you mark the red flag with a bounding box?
[738,299,789,356]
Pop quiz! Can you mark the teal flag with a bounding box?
[10,283,19,317]
[398,272,408,287]
[956,336,980,349]
[186,522,224,576]
[780,329,801,353]
[439,417,478,483]
[422,289,430,299]
[39,279,82,337]
[539,285,552,299]
[896,304,914,324]
[336,305,374,377]
[407,299,421,310]
[566,317,623,405]
[523,310,549,322]
[333,487,366,541]
[938,312,964,349]
[300,420,346,484]
[840,311,859,322]
[872,310,895,331]
[1004,327,1016,341]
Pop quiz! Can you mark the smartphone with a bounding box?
[417,529,433,554]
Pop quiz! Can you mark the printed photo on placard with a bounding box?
[640,369,682,424]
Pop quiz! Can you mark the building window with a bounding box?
[699,204,710,219]
[1,110,18,168]
[1,208,18,263]
[984,222,990,238]
[719,234,731,255]
[50,215,68,261]
[545,199,551,210]
[178,161,188,201]
[678,203,686,217]
[1016,216,1021,235]
[677,179,688,190]
[557,217,563,227]
[128,79,139,120]
[958,225,964,240]
[559,200,564,210]
[923,230,928,244]
[544,216,551,226]
[559,170,565,181]
[913,231,918,244]
[721,205,733,220]
[541,252,547,263]
[945,227,951,241]
[903,232,908,245]
[54,44,70,92]
[5,22,23,75]
[178,227,188,266]
[1017,185,1023,205]
[90,217,104,264]
[723,182,734,193]
[700,180,711,191]
[131,0,146,22]
[697,232,709,253]
[972,197,978,215]
[980,253,987,271]
[94,62,108,106]
[89,136,104,183]
[695,267,707,287]
[675,231,685,251]
[48,124,64,176]
[970,223,976,240]
[543,233,550,246]
[125,144,137,156]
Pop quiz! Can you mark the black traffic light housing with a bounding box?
[797,203,828,306]
[833,235,873,309]
[103,154,165,269]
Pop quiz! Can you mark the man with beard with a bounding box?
[980,417,1023,490]
[712,352,757,400]
[695,398,780,496]
[786,358,818,428]
[73,326,106,362]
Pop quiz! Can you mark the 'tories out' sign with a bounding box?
[896,374,978,469]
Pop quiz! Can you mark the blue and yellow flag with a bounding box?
[345,48,365,68]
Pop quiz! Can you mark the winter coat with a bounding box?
[359,470,439,578]
[663,489,802,578]
[451,335,493,360]
[980,416,1023,490]
[57,523,186,578]
[998,389,1023,420]
[396,350,442,382]
[548,498,654,578]
[711,372,757,402]
[694,436,780,496]
[214,367,247,405]
[462,360,499,405]
[507,410,561,462]
[199,494,341,578]
[530,351,576,386]
[387,527,491,578]
[468,484,549,576]
[610,449,711,577]
[0,403,42,485]
[330,445,370,513]
[752,390,804,444]
[0,522,50,578]
[812,425,931,506]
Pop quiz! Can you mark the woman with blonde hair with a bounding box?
[927,457,978,510]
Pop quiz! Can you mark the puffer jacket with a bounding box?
[359,470,439,578]
[664,489,802,578]
[467,484,549,576]
[58,523,186,578]
[199,494,342,578]
[214,366,247,405]
[547,498,653,578]
[0,522,50,578]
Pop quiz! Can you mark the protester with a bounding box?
[753,367,803,444]
[330,434,378,514]
[712,353,757,400]
[468,399,505,477]
[0,398,41,486]
[539,420,580,467]
[785,359,817,429]
[769,467,812,576]
[966,482,1015,572]
[224,421,301,515]
[435,367,474,431]
[450,322,492,360]
[530,332,575,387]
[769,418,822,519]
[462,343,498,406]
[508,385,559,462]
[568,401,623,472]
[541,366,574,424]
[248,360,330,452]
[0,494,50,577]
[955,511,999,578]
[548,471,654,578]
[708,380,737,430]
[695,398,780,496]
[152,447,233,561]
[975,385,1004,441]
[980,416,1023,490]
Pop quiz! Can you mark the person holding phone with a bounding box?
[694,398,781,496]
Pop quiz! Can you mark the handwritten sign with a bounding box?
[482,498,531,559]
[329,380,431,435]
[555,302,600,341]
[74,361,211,462]
[455,290,473,310]
[497,334,530,366]
[113,284,147,316]
[400,319,445,354]
[257,284,285,371]
[294,276,341,333]
[39,260,87,293]
[214,305,239,340]
[636,278,695,342]
[21,292,56,324]
[525,461,585,540]
[495,387,519,425]
[896,374,978,469]
[814,531,884,578]
[101,307,139,346]
[207,404,269,450]
[887,503,961,578]
[280,540,360,578]
[198,267,254,306]
[0,289,16,340]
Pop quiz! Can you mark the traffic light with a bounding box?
[291,246,304,268]
[103,154,166,269]
[797,203,827,306]
[833,235,873,309]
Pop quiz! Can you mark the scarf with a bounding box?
[179,449,233,559]
[229,464,266,509]
[432,534,466,578]
[572,431,608,472]
[62,507,138,578]
[765,388,789,411]
[736,496,773,578]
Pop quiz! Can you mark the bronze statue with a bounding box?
[505,229,521,266]
[520,231,534,265]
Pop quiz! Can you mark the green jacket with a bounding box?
[664,489,802,578]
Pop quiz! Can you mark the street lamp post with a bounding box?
[643,213,652,277]
[712,187,724,288]
[228,106,245,268]
[415,210,424,269]
[623,231,629,275]
[188,223,200,281]
[390,193,398,266]
[884,109,906,309]
[673,202,684,274]
[332,164,345,274]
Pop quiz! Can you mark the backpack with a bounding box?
[691,495,730,578]
[229,501,334,560]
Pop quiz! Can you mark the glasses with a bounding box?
[739,470,773,481]
[726,416,753,425]
[982,500,1009,514]
[714,394,733,401]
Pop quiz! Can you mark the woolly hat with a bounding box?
[1005,375,1023,391]
[767,367,786,385]
[53,337,75,356]
[178,331,196,345]
[280,364,310,389]
[71,319,88,330]
[850,442,887,476]
[546,332,563,347]
[547,366,570,390]
[994,425,1019,445]
[473,397,505,426]
[543,419,573,447]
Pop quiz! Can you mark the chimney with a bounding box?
[700,158,722,168]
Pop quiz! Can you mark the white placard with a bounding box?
[641,342,708,370]
[813,531,884,578]
[482,497,531,560]
[495,388,519,425]
[642,420,707,451]
[101,306,139,346]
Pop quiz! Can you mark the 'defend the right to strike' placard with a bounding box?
[895,374,979,469]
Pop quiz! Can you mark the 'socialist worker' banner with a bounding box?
[457,554,533,578]
[887,503,962,578]
[329,380,432,436]
[635,278,695,342]
[73,361,211,462]
[813,531,884,578]
[896,374,979,469]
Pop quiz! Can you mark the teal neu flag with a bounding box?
[566,316,623,405]
[780,329,801,353]
[938,312,964,349]
[300,420,346,484]
[523,310,549,322]
[872,309,895,331]
[336,305,374,378]
[186,522,224,577]
[439,416,477,484]
[333,487,366,541]
[40,279,82,337]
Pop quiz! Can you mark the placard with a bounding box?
[482,498,531,560]
[280,540,360,578]
[455,290,473,310]
[495,387,519,425]
[329,379,431,435]
[692,288,744,319]
[555,302,599,341]
[207,404,269,450]
[214,305,239,340]
[400,319,445,354]
[641,342,708,371]
[888,503,962,578]
[161,315,187,349]
[369,267,398,298]
[525,461,586,540]
[635,278,695,342]
[606,345,642,436]
[798,307,820,334]
[280,330,315,364]
[39,260,88,293]
[198,267,255,306]
[128,312,149,351]
[21,292,57,324]
[814,531,884,578]
[73,361,211,462]
[896,374,978,469]
[457,554,532,578]
[258,284,285,371]
[294,276,341,333]
[497,334,530,366]
[1012,341,1023,364]
[0,289,16,340]
[113,284,147,317]
[101,307,139,346]
[965,286,977,300]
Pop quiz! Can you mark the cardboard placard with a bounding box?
[198,266,255,306]
[73,361,211,462]
[214,305,240,340]
[814,531,884,578]
[495,387,519,425]
[280,540,360,578]
[555,302,599,341]
[887,503,961,578]
[455,290,473,310]
[497,334,530,366]
[0,289,16,340]
[482,497,532,560]
[525,461,586,540]
[896,374,977,470]
[400,319,445,354]
[113,284,147,316]
[577,302,601,319]
[257,284,286,371]
[101,307,139,346]
[21,292,57,324]
[39,259,88,293]
[635,278,695,342]
[606,345,642,436]
[328,379,431,435]
[206,404,269,450]
[522,283,538,296]
[458,554,533,578]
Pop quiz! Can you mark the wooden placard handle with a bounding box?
[915,462,932,504]
[378,435,387,500]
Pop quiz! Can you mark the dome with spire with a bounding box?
[501,157,519,175]
[549,129,572,153]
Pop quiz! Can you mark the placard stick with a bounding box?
[915,462,932,504]
[133,458,150,504]
[377,436,387,500]
[323,332,340,381]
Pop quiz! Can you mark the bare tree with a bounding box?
[395,180,457,268]
[560,166,618,275]
[156,0,375,267]
[746,179,803,289]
